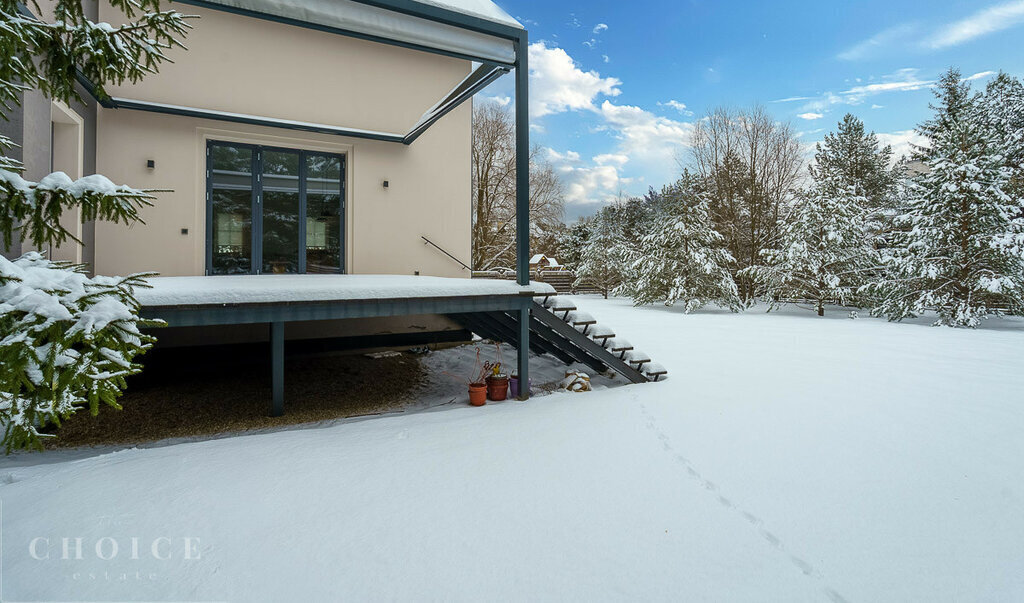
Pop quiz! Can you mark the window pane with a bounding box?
[305,154,343,273]
[210,145,252,274]
[262,150,300,274]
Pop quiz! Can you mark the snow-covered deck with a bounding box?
[137,274,551,415]
[138,274,553,308]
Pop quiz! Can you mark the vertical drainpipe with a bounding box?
[514,31,531,400]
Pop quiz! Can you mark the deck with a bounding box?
[138,275,551,415]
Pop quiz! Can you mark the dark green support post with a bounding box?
[518,304,530,400]
[271,321,284,416]
[514,32,531,400]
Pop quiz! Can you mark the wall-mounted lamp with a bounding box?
[181,228,189,235]
[382,180,389,188]
[146,159,155,169]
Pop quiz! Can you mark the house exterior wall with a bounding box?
[86,3,473,279]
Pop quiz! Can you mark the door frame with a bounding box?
[205,140,347,275]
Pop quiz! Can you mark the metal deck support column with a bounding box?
[271,321,284,417]
[517,304,530,400]
[514,32,531,399]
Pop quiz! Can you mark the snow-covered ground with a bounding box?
[2,297,1023,602]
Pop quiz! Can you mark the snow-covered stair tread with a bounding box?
[606,337,633,351]
[583,324,615,339]
[624,349,651,364]
[549,299,577,312]
[565,311,596,325]
[643,362,667,376]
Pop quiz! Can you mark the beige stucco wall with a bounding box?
[92,4,473,278]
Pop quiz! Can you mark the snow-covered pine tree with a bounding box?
[0,254,162,451]
[746,177,877,316]
[617,176,740,311]
[556,218,591,273]
[865,69,1024,327]
[810,114,898,212]
[0,0,191,450]
[575,207,626,299]
[978,73,1024,198]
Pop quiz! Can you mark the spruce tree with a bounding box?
[747,180,877,316]
[0,0,190,450]
[978,73,1024,198]
[618,177,740,311]
[557,219,591,273]
[865,69,1024,327]
[575,208,626,299]
[810,114,898,213]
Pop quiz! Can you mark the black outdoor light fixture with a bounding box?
[146,159,155,169]
[382,179,389,188]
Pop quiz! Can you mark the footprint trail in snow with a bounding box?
[639,403,851,603]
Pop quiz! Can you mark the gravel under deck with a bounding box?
[44,349,426,449]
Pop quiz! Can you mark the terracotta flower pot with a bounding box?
[486,375,509,401]
[469,382,487,406]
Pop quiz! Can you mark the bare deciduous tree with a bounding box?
[686,105,804,301]
[472,102,565,270]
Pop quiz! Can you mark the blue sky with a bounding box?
[482,0,1024,221]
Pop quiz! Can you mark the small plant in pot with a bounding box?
[486,369,509,401]
[509,370,532,398]
[444,346,495,406]
[468,381,487,406]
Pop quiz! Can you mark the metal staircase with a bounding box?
[449,293,667,384]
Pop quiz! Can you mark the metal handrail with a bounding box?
[421,236,471,271]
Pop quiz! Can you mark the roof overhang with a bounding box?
[172,0,523,65]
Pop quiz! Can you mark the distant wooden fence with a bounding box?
[472,269,602,294]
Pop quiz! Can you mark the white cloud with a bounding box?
[963,70,998,81]
[546,148,581,163]
[528,42,621,118]
[527,45,697,206]
[775,68,935,113]
[593,23,608,34]
[925,0,1024,49]
[602,54,610,63]
[593,153,629,166]
[798,112,824,120]
[483,95,511,107]
[598,100,693,170]
[657,100,693,116]
[875,130,929,161]
[871,104,884,109]
[839,68,933,99]
[771,95,814,103]
[837,24,918,61]
[545,148,630,205]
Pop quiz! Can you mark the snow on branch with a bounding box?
[0,169,154,249]
[0,252,164,452]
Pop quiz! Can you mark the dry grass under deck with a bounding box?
[44,351,426,449]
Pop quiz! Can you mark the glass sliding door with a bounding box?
[209,144,255,274]
[305,154,344,273]
[206,141,345,275]
[261,149,301,274]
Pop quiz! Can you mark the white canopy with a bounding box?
[201,0,523,64]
